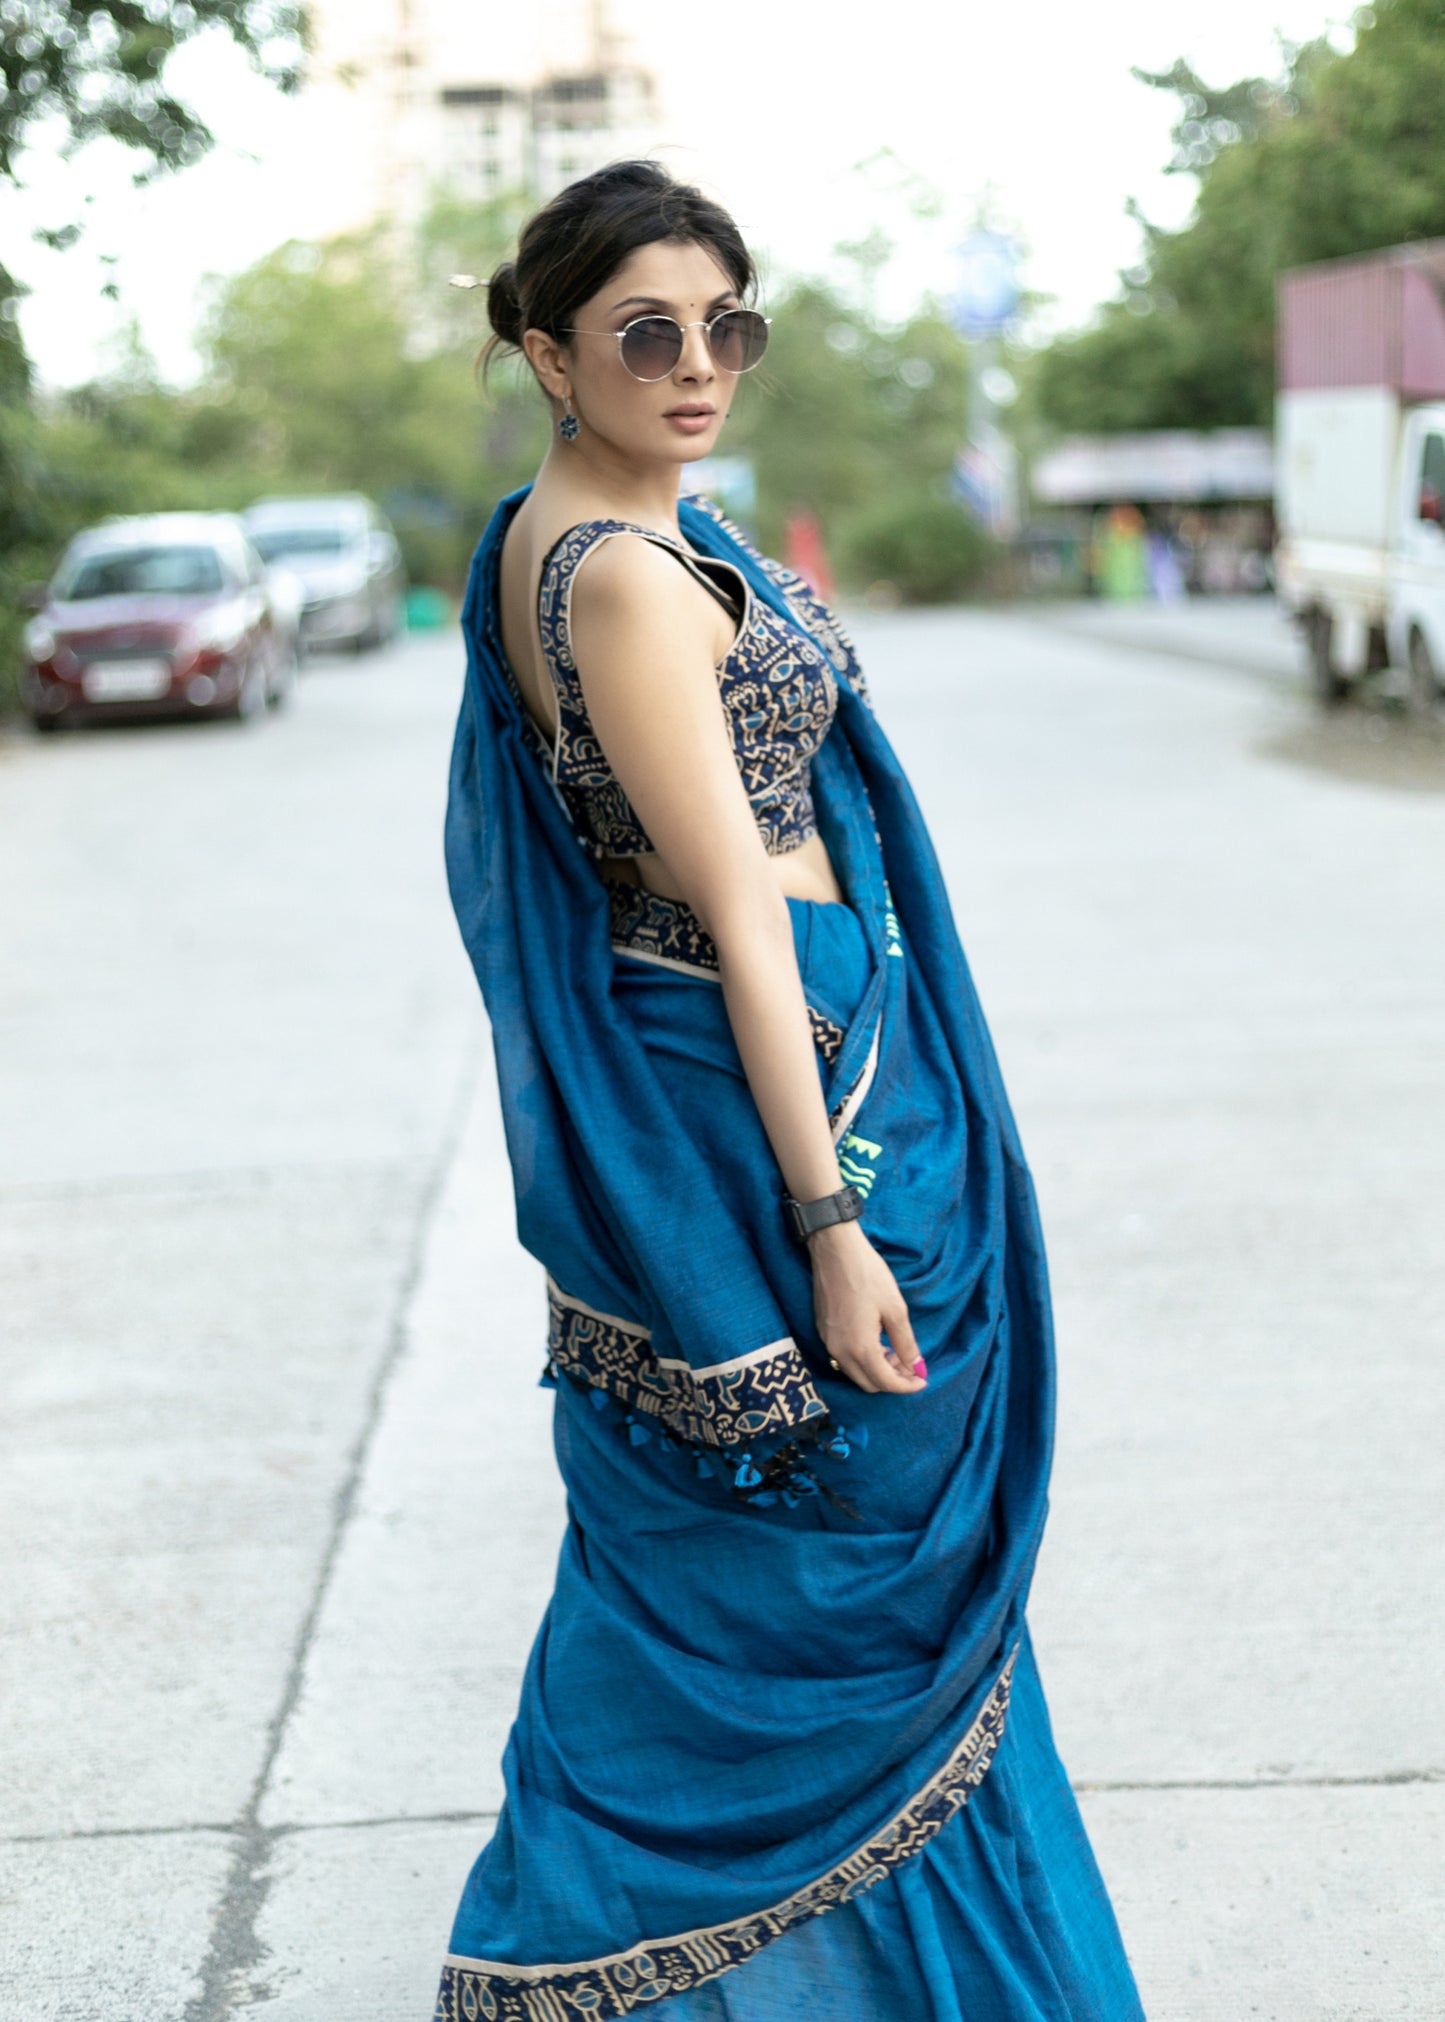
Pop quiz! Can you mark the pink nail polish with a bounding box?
[914,1356,928,1382]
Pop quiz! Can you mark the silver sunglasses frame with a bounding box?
[566,310,772,382]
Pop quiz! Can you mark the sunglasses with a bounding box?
[567,309,771,382]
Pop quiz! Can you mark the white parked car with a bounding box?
[242,495,406,655]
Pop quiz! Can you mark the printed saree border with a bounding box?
[829,1028,879,1143]
[606,879,722,979]
[607,884,859,1080]
[436,1645,1017,2022]
[546,1279,828,1451]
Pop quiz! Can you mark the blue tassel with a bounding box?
[733,1454,763,1491]
[826,1429,851,1459]
[695,1454,714,1478]
[781,1490,799,1508]
[588,1387,610,1412]
[750,1490,777,1507]
[627,1416,651,1446]
[658,1432,677,1453]
[791,1472,819,1496]
[851,1422,870,1451]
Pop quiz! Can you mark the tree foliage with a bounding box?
[0,0,310,706]
[727,279,972,567]
[0,1,307,191]
[192,218,552,581]
[0,264,45,631]
[1027,0,1445,433]
[10,203,987,628]
[4,199,555,613]
[837,495,995,603]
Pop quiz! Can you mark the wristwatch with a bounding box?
[784,1184,864,1243]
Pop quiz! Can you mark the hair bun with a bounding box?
[487,261,524,349]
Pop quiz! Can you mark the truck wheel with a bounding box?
[1407,629,1442,715]
[1307,609,1348,706]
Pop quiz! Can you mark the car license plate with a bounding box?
[81,658,173,702]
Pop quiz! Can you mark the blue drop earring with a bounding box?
[558,395,579,442]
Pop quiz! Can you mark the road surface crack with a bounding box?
[179,1049,481,2022]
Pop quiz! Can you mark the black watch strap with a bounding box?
[784,1184,864,1242]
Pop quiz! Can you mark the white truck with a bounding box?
[1275,239,1445,709]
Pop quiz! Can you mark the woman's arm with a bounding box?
[569,539,923,1396]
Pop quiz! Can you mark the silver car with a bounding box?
[242,495,405,654]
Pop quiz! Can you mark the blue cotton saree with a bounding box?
[437,490,1144,2021]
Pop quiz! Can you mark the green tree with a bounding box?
[0,268,46,653]
[8,176,1001,670]
[1,2,306,190]
[1,1,310,709]
[33,321,238,523]
[411,196,557,579]
[1027,0,1445,434]
[836,494,995,603]
[198,234,449,492]
[727,275,973,586]
[190,206,550,586]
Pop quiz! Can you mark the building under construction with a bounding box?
[296,0,664,232]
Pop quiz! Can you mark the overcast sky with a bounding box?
[4,0,1352,390]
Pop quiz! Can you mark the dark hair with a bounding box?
[482,159,755,381]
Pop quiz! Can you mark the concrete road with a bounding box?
[2,608,1442,2021]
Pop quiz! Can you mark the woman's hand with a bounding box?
[809,1221,926,1394]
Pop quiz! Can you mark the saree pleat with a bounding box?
[662,1636,1139,2022]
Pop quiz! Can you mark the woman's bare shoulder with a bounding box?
[568,526,706,635]
[574,537,730,696]
[570,523,680,589]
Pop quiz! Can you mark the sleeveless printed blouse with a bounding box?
[535,500,849,860]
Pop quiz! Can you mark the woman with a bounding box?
[439,161,1145,2021]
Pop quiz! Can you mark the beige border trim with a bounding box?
[609,943,721,981]
[444,1645,1017,1987]
[545,1283,793,1386]
[830,1027,880,1144]
[654,1336,799,1380]
[544,1276,652,1340]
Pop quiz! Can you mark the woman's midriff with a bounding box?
[600,829,845,907]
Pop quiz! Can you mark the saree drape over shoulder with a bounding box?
[437,490,1144,2021]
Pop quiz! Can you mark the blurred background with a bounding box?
[4,6,1444,2021]
[9,0,1445,671]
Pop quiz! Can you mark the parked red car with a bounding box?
[22,512,293,729]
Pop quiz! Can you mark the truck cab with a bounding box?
[1390,405,1445,696]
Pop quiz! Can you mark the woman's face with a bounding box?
[540,238,747,465]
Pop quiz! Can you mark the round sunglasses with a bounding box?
[567,308,771,382]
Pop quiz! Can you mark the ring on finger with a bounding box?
[827,1356,842,1372]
